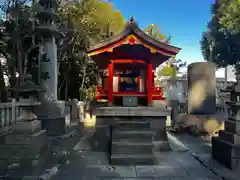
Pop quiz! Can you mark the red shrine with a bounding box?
[87,18,181,106]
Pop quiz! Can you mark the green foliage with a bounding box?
[79,86,96,102]
[144,24,171,43]
[157,58,186,78]
[200,1,240,71]
[0,0,36,100]
[219,0,240,34]
[57,0,126,100]
[0,0,126,101]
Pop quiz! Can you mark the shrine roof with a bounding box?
[87,18,181,56]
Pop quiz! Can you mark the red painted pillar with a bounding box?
[108,61,113,105]
[147,63,153,105]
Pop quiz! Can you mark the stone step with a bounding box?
[110,154,156,165]
[114,121,150,130]
[224,119,240,134]
[111,141,154,154]
[112,130,154,141]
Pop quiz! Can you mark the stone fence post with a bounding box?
[70,98,78,123]
[78,101,85,123]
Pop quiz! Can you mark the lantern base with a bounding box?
[41,116,66,136]
[13,120,41,134]
[34,100,66,136]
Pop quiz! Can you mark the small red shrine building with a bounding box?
[87,18,181,106]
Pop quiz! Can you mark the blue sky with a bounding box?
[111,0,213,65]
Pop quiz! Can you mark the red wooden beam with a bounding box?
[111,59,146,64]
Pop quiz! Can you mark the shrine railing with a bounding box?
[0,99,21,133]
[0,99,84,134]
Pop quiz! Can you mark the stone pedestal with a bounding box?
[0,120,49,174]
[212,79,240,171]
[187,62,216,114]
[35,101,66,136]
[93,106,170,165]
[212,118,240,170]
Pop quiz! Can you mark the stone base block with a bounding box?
[0,142,51,177]
[212,137,240,170]
[5,130,47,148]
[13,120,41,134]
[153,141,171,151]
[219,130,240,144]
[175,114,224,135]
[225,119,240,134]
[94,125,111,152]
[0,142,48,160]
[41,116,66,136]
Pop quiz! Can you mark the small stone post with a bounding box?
[70,98,78,123]
[78,101,85,123]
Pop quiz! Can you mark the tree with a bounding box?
[200,0,240,74]
[156,58,186,78]
[144,24,171,43]
[0,0,126,101]
[57,0,126,100]
[0,0,35,101]
[219,0,240,34]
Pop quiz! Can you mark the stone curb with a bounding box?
[190,152,226,180]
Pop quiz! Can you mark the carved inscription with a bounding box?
[40,72,50,80]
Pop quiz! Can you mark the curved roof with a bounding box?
[87,18,181,56]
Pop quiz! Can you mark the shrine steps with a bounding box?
[110,121,156,165]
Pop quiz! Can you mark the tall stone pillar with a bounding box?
[187,62,216,115]
[35,0,65,136]
[40,37,58,101]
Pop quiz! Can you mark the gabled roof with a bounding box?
[87,18,181,56]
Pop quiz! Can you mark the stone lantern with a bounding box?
[212,74,240,170]
[0,75,48,169]
[12,74,42,122]
[11,74,43,133]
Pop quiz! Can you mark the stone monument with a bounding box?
[0,75,49,175]
[173,62,218,134]
[35,0,65,136]
[212,75,240,170]
[187,62,216,114]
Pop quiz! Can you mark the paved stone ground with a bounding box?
[172,133,239,180]
[50,133,222,180]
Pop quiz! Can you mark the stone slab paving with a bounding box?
[50,133,222,180]
[172,133,239,180]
